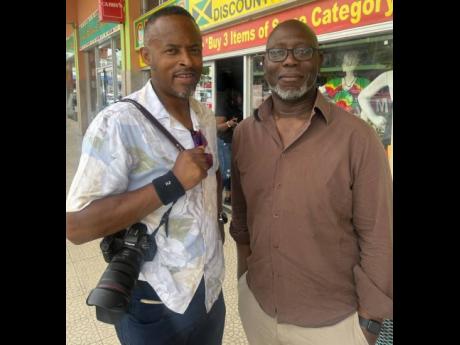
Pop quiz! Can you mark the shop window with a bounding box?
[195,64,214,110]
[66,59,78,121]
[251,54,271,114]
[318,34,393,149]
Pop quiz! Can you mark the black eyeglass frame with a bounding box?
[266,47,320,62]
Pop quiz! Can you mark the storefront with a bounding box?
[79,11,124,124]
[133,0,393,168]
[66,34,78,121]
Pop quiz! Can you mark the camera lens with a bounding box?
[86,246,145,324]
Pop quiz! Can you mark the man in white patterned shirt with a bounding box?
[66,6,225,345]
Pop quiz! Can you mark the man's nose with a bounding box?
[179,50,193,66]
[282,50,298,66]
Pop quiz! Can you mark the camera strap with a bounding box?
[118,98,186,239]
[118,98,186,152]
[151,201,175,238]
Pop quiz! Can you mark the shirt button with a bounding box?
[277,184,282,189]
[273,243,279,249]
[273,213,279,218]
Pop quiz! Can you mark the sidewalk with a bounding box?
[66,118,249,345]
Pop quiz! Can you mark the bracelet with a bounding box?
[152,170,185,205]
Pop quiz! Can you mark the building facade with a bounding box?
[67,0,393,171]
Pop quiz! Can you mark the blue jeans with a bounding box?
[114,278,225,345]
[217,138,231,191]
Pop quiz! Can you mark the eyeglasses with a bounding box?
[266,47,319,62]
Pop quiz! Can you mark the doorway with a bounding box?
[215,56,243,117]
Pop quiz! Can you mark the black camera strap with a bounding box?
[118,98,187,239]
[151,200,175,238]
[119,98,186,152]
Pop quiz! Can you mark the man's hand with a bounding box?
[227,117,238,128]
[172,146,212,190]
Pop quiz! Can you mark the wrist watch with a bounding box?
[218,212,228,224]
[358,316,382,335]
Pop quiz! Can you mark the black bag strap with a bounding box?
[119,98,186,152]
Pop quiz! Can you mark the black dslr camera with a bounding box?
[86,223,156,324]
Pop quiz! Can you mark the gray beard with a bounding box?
[175,85,196,99]
[268,73,317,101]
[269,82,309,101]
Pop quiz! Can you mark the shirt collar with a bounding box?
[258,89,332,125]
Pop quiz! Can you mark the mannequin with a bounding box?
[358,70,393,175]
[319,51,370,116]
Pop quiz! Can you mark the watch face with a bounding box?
[368,320,381,335]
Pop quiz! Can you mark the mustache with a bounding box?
[173,69,198,77]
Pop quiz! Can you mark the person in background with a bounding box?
[216,88,243,205]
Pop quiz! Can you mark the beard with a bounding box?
[268,73,317,101]
[174,87,195,99]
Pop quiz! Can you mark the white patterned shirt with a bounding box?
[66,81,224,314]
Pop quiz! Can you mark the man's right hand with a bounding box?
[172,146,212,190]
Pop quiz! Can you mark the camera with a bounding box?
[86,223,156,324]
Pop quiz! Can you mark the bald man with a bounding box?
[230,20,392,345]
[66,6,225,345]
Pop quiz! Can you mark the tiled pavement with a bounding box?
[66,118,249,345]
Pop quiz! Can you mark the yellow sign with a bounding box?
[189,0,287,30]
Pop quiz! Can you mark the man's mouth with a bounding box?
[174,71,197,82]
[278,74,304,82]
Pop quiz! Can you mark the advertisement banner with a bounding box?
[98,0,124,23]
[202,0,393,56]
[79,11,120,50]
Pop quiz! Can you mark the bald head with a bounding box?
[268,20,319,48]
[144,6,199,45]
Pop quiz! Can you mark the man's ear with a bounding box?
[317,50,324,67]
[140,47,151,66]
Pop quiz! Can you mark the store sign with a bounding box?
[98,0,124,23]
[133,0,184,50]
[79,10,120,50]
[189,0,288,30]
[202,0,393,56]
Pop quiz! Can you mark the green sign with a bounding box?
[79,11,120,50]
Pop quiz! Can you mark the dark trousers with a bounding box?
[217,138,231,191]
[115,277,225,345]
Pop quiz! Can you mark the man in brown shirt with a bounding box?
[230,20,392,345]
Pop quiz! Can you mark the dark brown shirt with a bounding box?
[230,91,393,327]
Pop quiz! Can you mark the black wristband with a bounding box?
[152,170,185,205]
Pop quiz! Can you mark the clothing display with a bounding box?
[321,77,370,115]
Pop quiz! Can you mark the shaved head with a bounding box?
[268,20,319,48]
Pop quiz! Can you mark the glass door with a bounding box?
[97,67,115,107]
[194,62,215,111]
[249,54,271,116]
